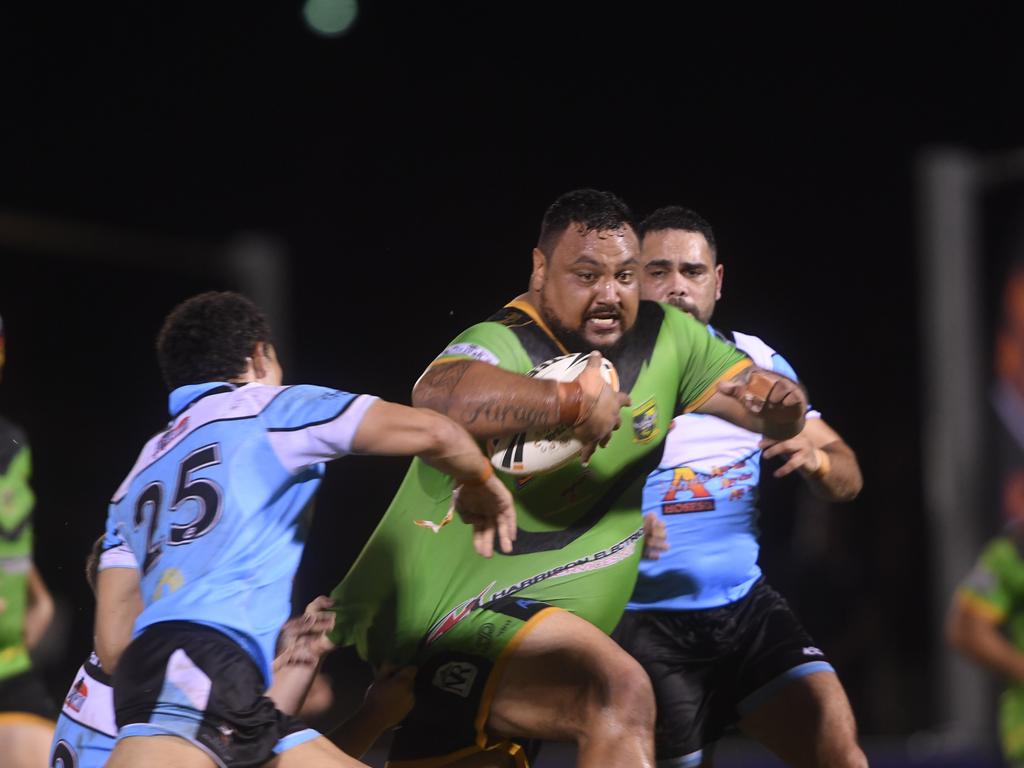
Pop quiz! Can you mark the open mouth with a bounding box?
[585,313,621,333]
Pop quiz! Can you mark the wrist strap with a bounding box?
[558,381,583,425]
[459,460,493,487]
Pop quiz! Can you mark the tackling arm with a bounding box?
[695,366,806,440]
[760,418,863,502]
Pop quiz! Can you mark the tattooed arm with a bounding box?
[413,354,630,445]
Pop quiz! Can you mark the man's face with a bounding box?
[532,224,640,353]
[640,229,722,325]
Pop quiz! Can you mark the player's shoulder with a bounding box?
[255,383,364,430]
[726,331,778,368]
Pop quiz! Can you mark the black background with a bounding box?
[2,0,1022,741]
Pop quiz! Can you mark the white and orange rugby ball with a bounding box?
[488,353,619,476]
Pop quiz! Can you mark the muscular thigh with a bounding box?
[486,608,650,742]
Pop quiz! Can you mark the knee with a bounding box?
[587,652,656,733]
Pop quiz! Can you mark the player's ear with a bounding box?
[249,343,267,380]
[531,248,546,292]
[715,263,724,301]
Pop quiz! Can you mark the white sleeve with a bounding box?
[98,542,137,571]
[267,394,378,473]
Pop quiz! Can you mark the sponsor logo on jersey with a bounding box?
[437,343,500,366]
[426,528,644,646]
[65,676,88,712]
[153,567,185,601]
[433,661,478,698]
[802,646,825,657]
[632,398,659,443]
[156,416,190,454]
[475,622,495,652]
[425,582,495,646]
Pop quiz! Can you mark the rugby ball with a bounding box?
[488,353,619,476]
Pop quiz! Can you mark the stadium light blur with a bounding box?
[303,0,358,37]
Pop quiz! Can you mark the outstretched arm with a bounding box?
[760,418,863,502]
[351,399,516,557]
[267,596,338,716]
[695,367,806,440]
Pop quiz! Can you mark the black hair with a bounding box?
[157,291,273,391]
[537,188,635,258]
[638,206,718,259]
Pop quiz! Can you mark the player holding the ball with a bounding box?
[329,189,808,768]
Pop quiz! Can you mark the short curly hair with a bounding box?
[157,291,273,391]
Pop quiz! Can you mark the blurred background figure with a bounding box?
[0,314,57,766]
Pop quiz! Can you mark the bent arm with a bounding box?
[413,360,565,440]
[695,367,806,440]
[947,593,1024,683]
[94,566,143,673]
[761,418,863,502]
[799,419,863,501]
[24,564,54,650]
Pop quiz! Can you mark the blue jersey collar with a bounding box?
[168,382,237,418]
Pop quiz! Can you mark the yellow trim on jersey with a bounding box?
[474,606,561,743]
[425,356,474,370]
[956,588,1007,624]
[682,358,754,414]
[503,300,570,356]
[0,712,56,728]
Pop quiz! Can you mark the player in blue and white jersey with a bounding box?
[614,208,866,768]
[52,535,403,768]
[99,291,515,768]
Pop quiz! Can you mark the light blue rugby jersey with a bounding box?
[628,329,819,612]
[103,381,376,684]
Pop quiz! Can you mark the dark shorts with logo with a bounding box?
[0,668,57,719]
[389,598,556,767]
[613,581,834,762]
[113,621,317,768]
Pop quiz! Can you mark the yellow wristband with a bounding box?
[810,449,831,479]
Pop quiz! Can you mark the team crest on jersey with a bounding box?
[65,676,88,712]
[156,416,190,453]
[632,398,659,443]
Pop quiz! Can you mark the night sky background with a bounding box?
[2,2,1023,760]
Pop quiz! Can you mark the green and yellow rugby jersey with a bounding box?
[956,531,1024,761]
[0,416,35,680]
[331,299,750,668]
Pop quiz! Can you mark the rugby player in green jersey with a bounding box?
[0,314,58,768]
[330,189,808,768]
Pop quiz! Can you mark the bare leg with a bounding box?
[108,734,371,768]
[486,609,655,768]
[0,719,55,768]
[105,735,219,768]
[738,671,867,768]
